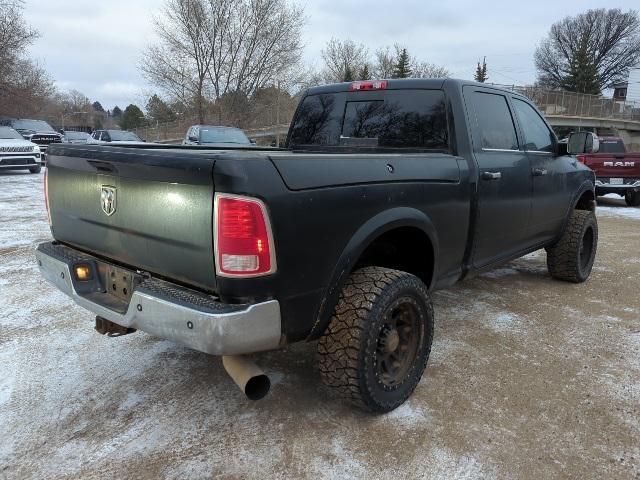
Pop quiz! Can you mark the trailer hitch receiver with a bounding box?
[95,316,136,337]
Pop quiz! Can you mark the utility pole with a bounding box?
[275,80,281,148]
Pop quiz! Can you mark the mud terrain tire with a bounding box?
[625,190,640,207]
[317,267,434,413]
[546,210,598,283]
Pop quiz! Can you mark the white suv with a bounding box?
[0,127,42,173]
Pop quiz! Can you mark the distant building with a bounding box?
[627,68,640,104]
[613,82,627,101]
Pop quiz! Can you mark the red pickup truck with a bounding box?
[578,137,640,206]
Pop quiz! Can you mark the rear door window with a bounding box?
[289,90,449,151]
[469,91,519,150]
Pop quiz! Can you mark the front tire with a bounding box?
[625,190,640,207]
[317,267,434,413]
[546,210,598,283]
[28,166,41,174]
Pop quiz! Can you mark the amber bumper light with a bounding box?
[74,265,91,281]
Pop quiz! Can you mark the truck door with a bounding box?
[464,87,532,267]
[510,97,569,244]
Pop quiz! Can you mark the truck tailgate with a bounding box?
[582,153,640,178]
[46,145,217,291]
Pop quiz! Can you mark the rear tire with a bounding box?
[317,266,434,413]
[28,166,41,174]
[546,210,598,283]
[625,190,640,207]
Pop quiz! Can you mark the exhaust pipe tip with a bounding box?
[244,374,271,401]
[222,355,271,401]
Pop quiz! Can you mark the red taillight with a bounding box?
[576,155,587,165]
[214,194,275,277]
[349,80,388,91]
[44,168,51,225]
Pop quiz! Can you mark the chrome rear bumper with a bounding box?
[595,179,640,189]
[36,242,282,355]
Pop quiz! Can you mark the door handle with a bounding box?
[481,171,502,181]
[532,168,547,176]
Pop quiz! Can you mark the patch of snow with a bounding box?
[597,206,640,220]
[485,312,521,333]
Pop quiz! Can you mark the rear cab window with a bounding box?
[288,89,449,152]
[598,139,626,154]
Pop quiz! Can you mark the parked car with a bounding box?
[87,130,145,144]
[574,136,640,206]
[61,130,91,144]
[0,126,42,173]
[0,118,61,164]
[37,79,598,413]
[183,125,254,146]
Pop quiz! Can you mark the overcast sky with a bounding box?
[24,0,638,111]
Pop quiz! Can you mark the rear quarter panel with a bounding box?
[213,152,471,342]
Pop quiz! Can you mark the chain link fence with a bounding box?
[493,84,640,120]
[134,86,640,144]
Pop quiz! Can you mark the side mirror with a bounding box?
[567,132,600,155]
[189,135,198,142]
[250,138,257,145]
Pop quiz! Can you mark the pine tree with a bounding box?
[392,48,412,78]
[343,64,355,82]
[560,41,601,94]
[359,63,370,80]
[474,57,488,82]
[146,94,177,123]
[119,104,146,130]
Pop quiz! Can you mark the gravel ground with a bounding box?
[1,171,638,479]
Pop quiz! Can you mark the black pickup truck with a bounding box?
[37,79,598,412]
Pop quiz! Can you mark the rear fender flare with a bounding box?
[572,178,596,209]
[306,207,439,340]
[554,180,596,245]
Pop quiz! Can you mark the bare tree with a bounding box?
[140,0,305,123]
[0,0,53,116]
[58,90,93,126]
[0,0,38,73]
[373,46,396,79]
[412,62,450,79]
[535,8,640,94]
[320,38,369,83]
[140,0,213,122]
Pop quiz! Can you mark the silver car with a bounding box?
[87,130,146,145]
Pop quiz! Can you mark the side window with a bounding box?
[512,98,554,152]
[470,91,518,150]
